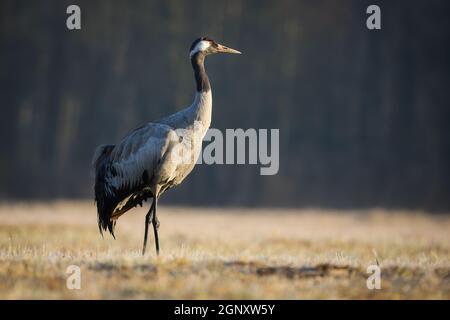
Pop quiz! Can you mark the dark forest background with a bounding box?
[1,0,449,210]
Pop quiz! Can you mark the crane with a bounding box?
[93,37,241,255]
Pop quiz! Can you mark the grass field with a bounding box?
[0,201,449,299]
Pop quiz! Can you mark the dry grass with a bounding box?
[0,201,449,299]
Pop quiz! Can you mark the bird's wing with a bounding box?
[94,122,179,236]
[109,122,177,191]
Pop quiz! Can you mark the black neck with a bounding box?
[191,52,210,92]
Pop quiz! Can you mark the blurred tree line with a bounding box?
[1,0,449,210]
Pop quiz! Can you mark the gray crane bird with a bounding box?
[93,37,241,255]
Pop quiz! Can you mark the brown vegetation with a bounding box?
[0,201,449,299]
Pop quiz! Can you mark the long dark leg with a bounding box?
[142,199,155,256]
[152,197,160,255]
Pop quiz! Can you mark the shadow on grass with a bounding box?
[86,259,449,283]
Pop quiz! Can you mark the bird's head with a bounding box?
[189,37,241,58]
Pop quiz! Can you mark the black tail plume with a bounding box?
[93,144,117,237]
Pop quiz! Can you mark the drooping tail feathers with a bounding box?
[93,144,117,237]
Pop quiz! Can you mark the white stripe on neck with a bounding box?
[189,40,211,57]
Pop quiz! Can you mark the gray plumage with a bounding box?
[93,37,241,255]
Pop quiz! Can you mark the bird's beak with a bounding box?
[216,43,242,55]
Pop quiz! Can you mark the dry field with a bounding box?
[0,201,449,299]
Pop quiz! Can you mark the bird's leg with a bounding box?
[152,198,160,255]
[155,215,160,229]
[142,200,155,256]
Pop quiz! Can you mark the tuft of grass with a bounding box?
[0,201,449,299]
